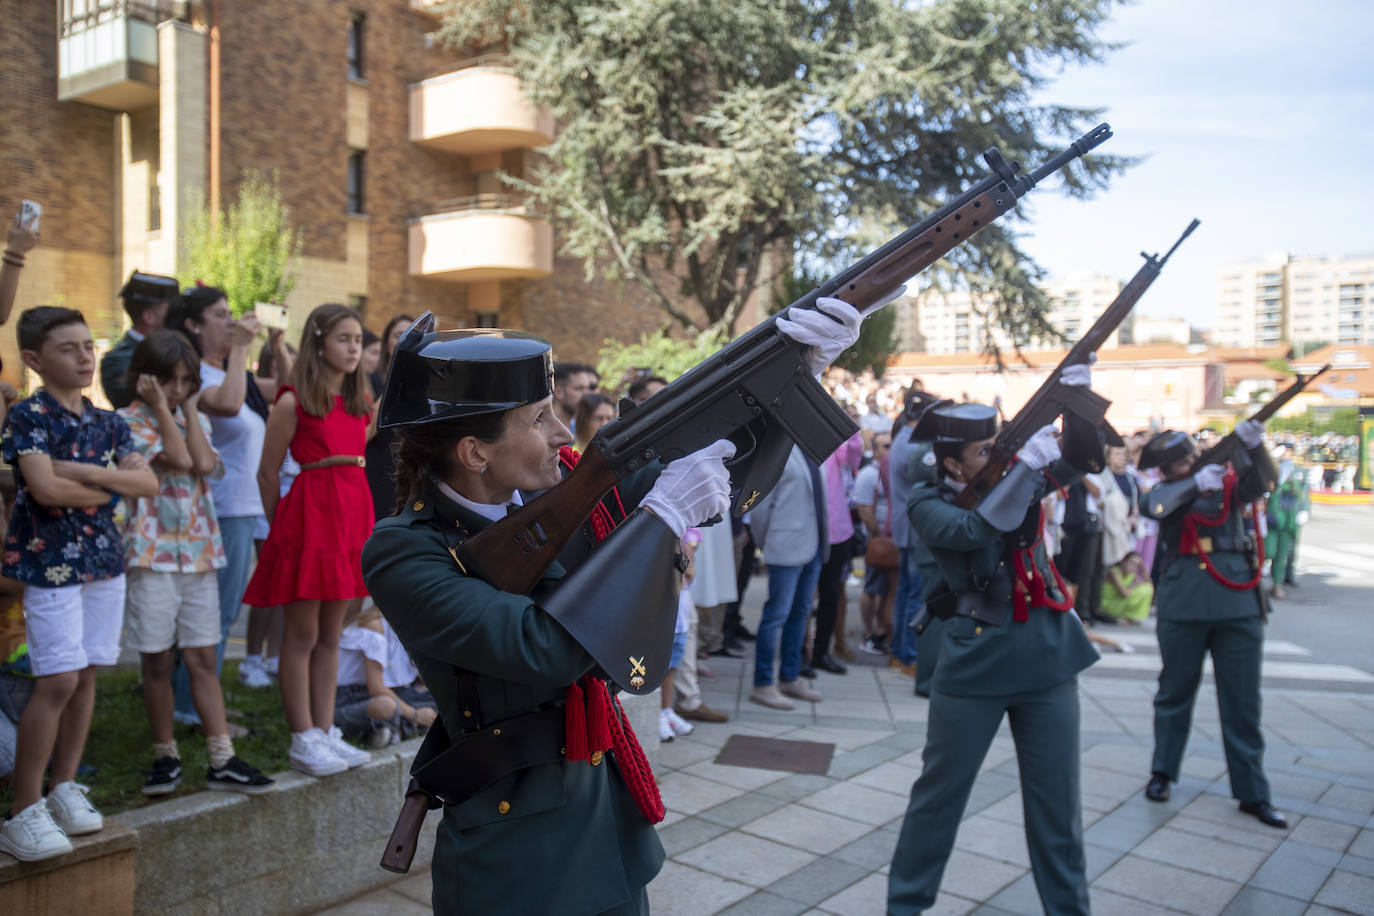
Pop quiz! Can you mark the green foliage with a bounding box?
[436,0,1130,339]
[1270,408,1359,437]
[597,327,727,391]
[1263,358,1296,376]
[0,662,291,816]
[179,170,302,318]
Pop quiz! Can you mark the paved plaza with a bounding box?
[324,507,1374,915]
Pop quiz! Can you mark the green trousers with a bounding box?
[1152,615,1270,803]
[1267,529,1297,586]
[888,678,1089,916]
[913,617,943,697]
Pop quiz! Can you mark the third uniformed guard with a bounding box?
[1138,421,1288,829]
[888,363,1102,916]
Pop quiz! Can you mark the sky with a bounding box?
[1013,0,1374,329]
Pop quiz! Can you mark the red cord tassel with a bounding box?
[564,680,590,762]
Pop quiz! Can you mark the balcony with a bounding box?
[58,1,174,111]
[409,57,554,155]
[409,195,552,283]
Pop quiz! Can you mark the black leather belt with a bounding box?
[413,705,568,806]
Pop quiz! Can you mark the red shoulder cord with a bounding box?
[1011,504,1075,622]
[557,445,665,824]
[1179,470,1266,591]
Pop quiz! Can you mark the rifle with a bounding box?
[458,124,1114,594]
[957,218,1201,509]
[1194,364,1331,468]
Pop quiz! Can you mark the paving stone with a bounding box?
[1086,842,1127,882]
[1133,825,1272,882]
[964,771,1022,817]
[1089,887,1190,915]
[1218,886,1308,916]
[951,814,1031,869]
[741,804,874,855]
[324,887,432,915]
[763,856,870,907]
[1335,853,1374,879]
[675,831,819,888]
[786,725,894,750]
[1249,840,1342,901]
[1084,809,1164,853]
[1312,868,1374,913]
[389,871,432,905]
[647,860,755,916]
[813,873,887,915]
[1288,815,1360,853]
[826,742,911,781]
[657,736,723,769]
[698,791,793,829]
[757,773,841,803]
[1264,769,1339,803]
[717,891,811,916]
[657,815,732,857]
[848,760,921,796]
[1168,813,1289,853]
[938,849,1026,902]
[1094,854,1242,915]
[684,758,791,792]
[1081,742,1155,776]
[830,829,899,870]
[801,781,910,825]
[658,770,753,815]
[1082,765,1155,802]
[1318,783,1374,817]
[979,793,1026,827]
[983,873,1042,914]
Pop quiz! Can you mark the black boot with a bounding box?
[1145,772,1171,802]
[812,653,847,675]
[1239,800,1288,829]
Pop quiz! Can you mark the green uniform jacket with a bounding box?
[361,476,664,915]
[99,331,138,410]
[1265,468,1309,536]
[908,461,1099,698]
[1143,446,1271,623]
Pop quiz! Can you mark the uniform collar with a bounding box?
[434,479,524,523]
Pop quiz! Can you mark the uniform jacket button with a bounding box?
[590,750,603,766]
[498,800,511,814]
[413,500,425,511]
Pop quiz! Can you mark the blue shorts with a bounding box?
[669,630,689,669]
[863,566,891,596]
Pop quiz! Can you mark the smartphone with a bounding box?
[254,302,289,331]
[18,200,41,234]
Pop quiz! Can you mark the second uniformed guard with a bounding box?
[361,316,734,915]
[888,364,1102,916]
[1138,421,1288,829]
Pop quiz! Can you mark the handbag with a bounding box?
[864,456,900,569]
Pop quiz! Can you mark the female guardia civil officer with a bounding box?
[887,363,1103,916]
[362,298,873,916]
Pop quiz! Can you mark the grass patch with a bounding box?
[2,661,291,816]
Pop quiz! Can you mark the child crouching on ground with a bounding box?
[119,330,275,797]
[0,308,158,862]
[334,600,436,748]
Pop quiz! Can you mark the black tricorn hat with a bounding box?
[912,402,999,443]
[377,313,554,429]
[902,389,946,424]
[1139,430,1196,471]
[118,270,179,304]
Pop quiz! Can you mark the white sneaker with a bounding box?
[45,781,102,836]
[664,707,695,737]
[238,657,272,688]
[325,726,372,769]
[0,799,73,862]
[288,730,349,777]
[780,679,823,703]
[263,655,279,677]
[367,724,397,749]
[748,685,796,711]
[657,710,675,742]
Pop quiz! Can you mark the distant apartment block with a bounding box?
[899,273,1125,354]
[1214,253,1374,350]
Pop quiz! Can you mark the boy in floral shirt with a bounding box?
[119,330,274,797]
[0,307,157,863]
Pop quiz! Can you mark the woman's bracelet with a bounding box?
[1,250,24,267]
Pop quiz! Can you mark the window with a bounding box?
[474,311,499,328]
[347,13,365,80]
[347,294,367,318]
[347,151,365,215]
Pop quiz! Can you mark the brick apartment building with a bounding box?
[0,0,677,392]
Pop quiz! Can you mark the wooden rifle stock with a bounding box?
[380,788,433,873]
[956,219,1200,509]
[1194,363,1331,468]
[457,125,1114,595]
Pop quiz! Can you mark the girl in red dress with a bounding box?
[244,304,376,777]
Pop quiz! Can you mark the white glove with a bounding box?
[1193,464,1225,492]
[1296,510,1310,526]
[640,439,736,539]
[1236,418,1264,449]
[776,286,906,374]
[1060,362,1092,387]
[1017,424,1061,471]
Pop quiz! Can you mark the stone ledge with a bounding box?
[0,821,139,915]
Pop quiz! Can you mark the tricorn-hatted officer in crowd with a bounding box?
[1138,421,1288,829]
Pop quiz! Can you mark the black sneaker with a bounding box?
[142,756,183,796]
[206,756,277,795]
